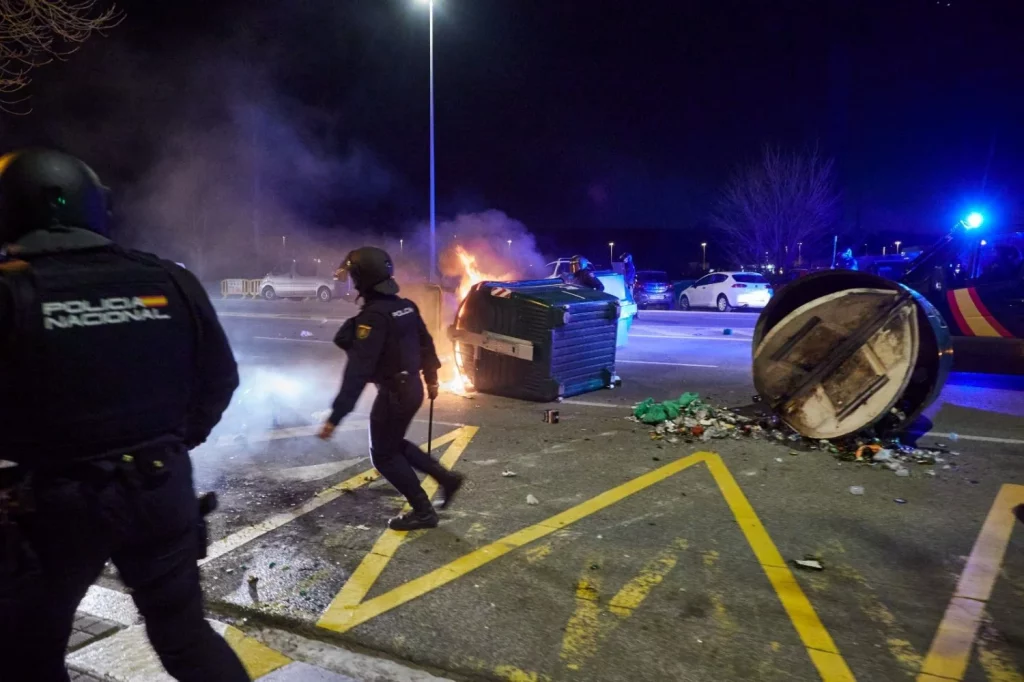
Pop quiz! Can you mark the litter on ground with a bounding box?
[631,391,954,478]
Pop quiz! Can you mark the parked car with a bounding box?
[633,270,673,309]
[677,271,773,311]
[260,260,336,301]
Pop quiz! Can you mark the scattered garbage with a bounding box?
[354,524,371,531]
[894,498,907,504]
[849,486,865,495]
[300,330,314,338]
[526,494,540,505]
[543,410,560,424]
[631,390,956,479]
[792,558,824,571]
[501,470,518,478]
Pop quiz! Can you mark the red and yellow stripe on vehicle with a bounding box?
[946,288,1013,337]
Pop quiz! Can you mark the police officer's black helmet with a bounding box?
[0,148,112,245]
[344,246,400,296]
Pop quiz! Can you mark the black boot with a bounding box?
[434,472,466,510]
[388,507,440,531]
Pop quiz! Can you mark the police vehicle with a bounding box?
[899,212,1024,371]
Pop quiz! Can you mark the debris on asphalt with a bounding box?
[354,524,371,531]
[501,469,518,477]
[300,330,314,338]
[723,328,733,335]
[526,494,539,505]
[775,458,783,463]
[632,391,955,478]
[894,498,907,504]
[792,558,824,571]
[543,409,560,424]
[849,486,865,495]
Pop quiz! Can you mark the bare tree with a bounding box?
[1,0,123,112]
[711,145,840,269]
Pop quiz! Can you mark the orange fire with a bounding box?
[454,245,510,302]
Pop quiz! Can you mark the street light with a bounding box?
[400,238,404,253]
[415,0,438,282]
[507,239,512,255]
[701,242,707,270]
[609,242,615,264]
[894,240,902,255]
[798,242,803,265]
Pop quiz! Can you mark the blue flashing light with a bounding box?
[965,212,984,229]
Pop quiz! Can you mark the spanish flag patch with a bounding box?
[137,295,169,308]
[356,324,372,340]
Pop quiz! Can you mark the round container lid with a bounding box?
[753,288,920,439]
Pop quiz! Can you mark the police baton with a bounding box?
[428,396,434,456]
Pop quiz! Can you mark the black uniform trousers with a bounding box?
[369,378,455,512]
[0,447,249,682]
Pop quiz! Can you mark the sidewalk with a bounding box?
[68,586,451,682]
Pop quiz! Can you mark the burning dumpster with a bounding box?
[448,280,620,401]
[752,270,953,439]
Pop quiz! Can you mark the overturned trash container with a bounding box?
[752,270,953,439]
[449,280,620,401]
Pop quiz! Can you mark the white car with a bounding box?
[259,261,336,302]
[677,271,773,311]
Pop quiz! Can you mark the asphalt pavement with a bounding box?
[83,297,1024,681]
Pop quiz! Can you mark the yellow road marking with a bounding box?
[318,452,710,633]
[608,540,687,618]
[494,665,552,681]
[199,427,465,565]
[917,484,1024,681]
[561,568,604,670]
[317,451,852,681]
[561,540,688,671]
[979,633,1024,682]
[319,426,478,619]
[703,455,857,682]
[223,625,292,679]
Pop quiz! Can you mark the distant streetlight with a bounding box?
[400,238,404,253]
[282,236,287,256]
[701,242,707,270]
[798,242,803,265]
[894,240,902,255]
[414,0,438,282]
[883,246,887,256]
[507,239,512,255]
[608,242,615,264]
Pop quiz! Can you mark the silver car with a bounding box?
[259,260,336,302]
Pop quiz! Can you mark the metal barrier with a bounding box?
[220,279,264,298]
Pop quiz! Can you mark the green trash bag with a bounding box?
[633,392,702,425]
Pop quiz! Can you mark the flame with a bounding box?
[454,245,510,302]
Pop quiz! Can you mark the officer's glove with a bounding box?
[427,383,439,400]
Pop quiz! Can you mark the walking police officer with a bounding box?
[0,149,249,681]
[319,247,464,531]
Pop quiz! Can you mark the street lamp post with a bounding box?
[400,238,404,253]
[609,242,615,265]
[507,239,512,255]
[894,240,902,255]
[416,0,438,282]
[700,242,707,271]
[798,242,803,266]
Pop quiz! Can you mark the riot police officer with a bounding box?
[318,247,464,531]
[0,149,248,681]
[569,255,605,291]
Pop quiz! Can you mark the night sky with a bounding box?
[1,0,1022,268]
